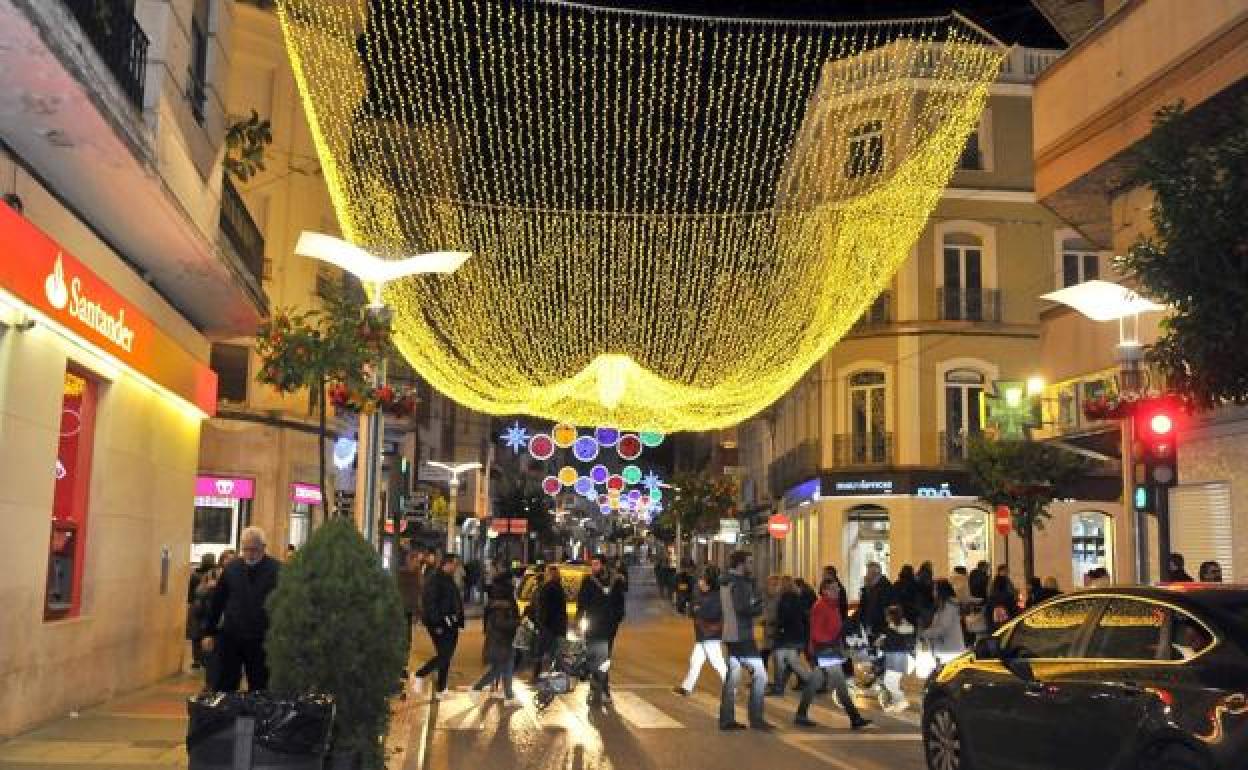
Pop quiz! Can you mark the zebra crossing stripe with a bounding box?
[609,691,683,729]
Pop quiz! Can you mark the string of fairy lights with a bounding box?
[275,0,1004,432]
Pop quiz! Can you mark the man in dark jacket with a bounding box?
[768,578,813,696]
[413,553,465,697]
[531,564,568,682]
[718,551,769,730]
[968,560,990,602]
[858,561,893,637]
[577,555,621,704]
[204,527,280,692]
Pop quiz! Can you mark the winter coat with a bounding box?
[536,579,568,637]
[692,587,724,642]
[762,595,780,649]
[206,556,280,641]
[774,591,810,649]
[984,589,1017,633]
[919,601,966,656]
[482,595,522,665]
[879,618,916,654]
[396,564,423,613]
[719,571,763,652]
[422,569,465,631]
[577,572,621,641]
[858,576,893,634]
[808,597,844,657]
[893,576,922,626]
[968,568,989,601]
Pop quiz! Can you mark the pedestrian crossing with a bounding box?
[423,681,920,740]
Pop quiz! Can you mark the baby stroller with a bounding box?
[533,634,591,711]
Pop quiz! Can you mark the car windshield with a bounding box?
[519,571,585,602]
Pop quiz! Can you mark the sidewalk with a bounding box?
[0,676,200,769]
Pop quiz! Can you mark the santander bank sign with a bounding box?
[45,254,137,353]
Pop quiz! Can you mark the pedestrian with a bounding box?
[949,566,971,605]
[794,578,817,612]
[919,579,965,667]
[718,551,769,731]
[892,564,921,626]
[674,560,694,614]
[968,560,989,602]
[1199,560,1223,582]
[412,553,465,698]
[187,553,216,670]
[607,558,628,654]
[577,554,623,704]
[877,604,915,712]
[858,561,892,636]
[767,576,814,697]
[531,564,567,682]
[994,564,1017,602]
[760,575,781,687]
[794,578,871,730]
[397,549,424,656]
[915,561,936,628]
[1167,553,1194,582]
[470,572,521,705]
[673,566,727,696]
[984,574,1017,634]
[821,565,850,621]
[203,527,280,692]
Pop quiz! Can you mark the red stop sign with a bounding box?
[995,505,1012,535]
[768,513,791,539]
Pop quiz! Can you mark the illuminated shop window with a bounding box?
[1072,511,1113,587]
[948,507,990,571]
[46,369,99,621]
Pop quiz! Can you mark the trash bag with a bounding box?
[188,692,335,756]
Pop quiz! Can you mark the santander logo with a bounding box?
[44,252,136,353]
[45,254,69,310]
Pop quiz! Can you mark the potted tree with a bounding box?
[266,518,407,769]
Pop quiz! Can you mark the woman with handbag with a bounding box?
[794,579,871,730]
[471,573,522,705]
[673,567,727,696]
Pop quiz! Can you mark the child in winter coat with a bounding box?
[877,604,915,713]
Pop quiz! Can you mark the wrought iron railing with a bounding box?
[64,0,149,110]
[852,291,892,331]
[937,287,1001,322]
[220,175,266,286]
[832,433,893,466]
[939,430,980,465]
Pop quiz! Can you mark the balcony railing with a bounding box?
[832,433,893,467]
[64,0,149,110]
[998,46,1062,82]
[939,430,981,465]
[937,287,1001,322]
[220,175,266,287]
[852,291,892,332]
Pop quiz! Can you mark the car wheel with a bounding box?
[1138,742,1209,770]
[923,701,972,770]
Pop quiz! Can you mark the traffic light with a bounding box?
[1135,399,1179,487]
[1133,484,1149,512]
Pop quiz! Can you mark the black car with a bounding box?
[922,585,1248,770]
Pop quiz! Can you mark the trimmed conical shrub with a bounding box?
[266,518,406,769]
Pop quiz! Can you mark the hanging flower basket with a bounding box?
[1083,391,1195,421]
[329,382,418,418]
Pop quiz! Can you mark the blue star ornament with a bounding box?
[642,471,663,490]
[501,422,530,453]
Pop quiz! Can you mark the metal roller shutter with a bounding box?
[1168,482,1234,581]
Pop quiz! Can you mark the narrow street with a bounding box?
[398,571,926,770]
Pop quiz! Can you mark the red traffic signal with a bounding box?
[1134,396,1181,486]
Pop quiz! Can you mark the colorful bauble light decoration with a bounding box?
[277,1,1002,431]
[574,476,594,496]
[641,470,663,490]
[590,464,610,484]
[622,465,643,485]
[572,435,599,463]
[617,434,643,461]
[557,466,578,486]
[529,434,555,461]
[501,422,530,453]
[607,475,625,492]
[639,431,665,448]
[542,476,561,496]
[552,423,578,448]
[594,427,620,447]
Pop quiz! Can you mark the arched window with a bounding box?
[941,232,985,320]
[848,371,887,464]
[846,120,884,178]
[845,505,890,600]
[943,368,984,462]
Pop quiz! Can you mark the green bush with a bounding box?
[266,518,406,768]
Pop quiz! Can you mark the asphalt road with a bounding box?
[395,570,929,770]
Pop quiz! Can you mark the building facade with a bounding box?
[735,41,1131,599]
[0,0,263,736]
[1032,0,1248,583]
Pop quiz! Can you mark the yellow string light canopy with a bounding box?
[275,0,1004,432]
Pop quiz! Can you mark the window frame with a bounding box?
[1001,596,1106,661]
[848,369,887,463]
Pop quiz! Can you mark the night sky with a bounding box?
[556,0,1065,47]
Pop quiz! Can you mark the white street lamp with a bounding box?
[427,461,483,556]
[295,232,471,549]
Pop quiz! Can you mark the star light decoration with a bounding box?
[501,422,530,454]
[275,2,1003,431]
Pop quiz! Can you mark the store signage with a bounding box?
[782,477,820,509]
[291,482,323,505]
[0,205,216,414]
[195,475,255,500]
[719,519,741,535]
[832,479,895,494]
[767,513,791,539]
[995,504,1012,535]
[820,470,977,498]
[916,483,954,498]
[489,518,529,534]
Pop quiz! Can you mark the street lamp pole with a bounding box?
[426,461,482,556]
[294,232,470,550]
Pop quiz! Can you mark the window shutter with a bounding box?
[1168,482,1234,581]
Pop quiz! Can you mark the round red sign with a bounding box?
[994,504,1012,535]
[768,513,791,539]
